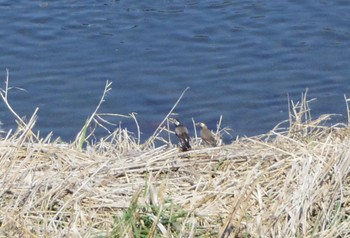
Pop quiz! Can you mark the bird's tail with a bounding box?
[181,140,191,152]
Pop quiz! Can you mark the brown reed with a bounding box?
[1,76,350,237]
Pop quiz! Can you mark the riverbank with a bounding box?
[1,88,350,237]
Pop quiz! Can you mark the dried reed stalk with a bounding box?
[1,77,350,237]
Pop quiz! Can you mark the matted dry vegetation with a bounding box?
[1,77,350,237]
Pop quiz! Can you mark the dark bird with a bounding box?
[169,118,191,151]
[196,122,217,147]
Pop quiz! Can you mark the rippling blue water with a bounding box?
[1,0,350,142]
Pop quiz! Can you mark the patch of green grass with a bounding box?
[110,189,188,237]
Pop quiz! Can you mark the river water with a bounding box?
[1,0,350,142]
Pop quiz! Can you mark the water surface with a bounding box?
[1,0,350,142]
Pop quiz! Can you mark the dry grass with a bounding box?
[1,76,350,237]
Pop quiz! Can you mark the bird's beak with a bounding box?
[195,122,200,126]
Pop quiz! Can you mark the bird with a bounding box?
[169,118,191,151]
[196,122,217,147]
